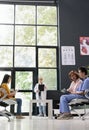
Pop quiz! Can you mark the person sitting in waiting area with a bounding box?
[1,74,25,119]
[61,70,83,94]
[57,66,89,120]
[67,70,83,93]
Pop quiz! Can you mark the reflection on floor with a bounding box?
[0,116,89,130]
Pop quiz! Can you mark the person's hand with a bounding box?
[44,86,47,89]
[61,88,67,93]
[10,89,14,92]
[8,91,15,98]
[36,90,39,93]
[15,89,19,92]
[12,91,16,95]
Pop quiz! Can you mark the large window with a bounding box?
[0,3,58,113]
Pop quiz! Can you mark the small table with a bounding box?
[29,99,53,119]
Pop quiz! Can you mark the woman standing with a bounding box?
[34,77,47,117]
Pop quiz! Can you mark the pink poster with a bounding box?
[80,37,89,55]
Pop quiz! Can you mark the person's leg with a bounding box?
[15,98,24,119]
[38,103,43,116]
[58,94,86,119]
[59,94,86,113]
[42,105,46,116]
[59,94,71,113]
[16,98,22,115]
[57,94,76,120]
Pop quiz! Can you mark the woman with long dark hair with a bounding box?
[1,74,25,119]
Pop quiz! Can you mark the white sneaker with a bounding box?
[44,114,47,117]
[38,114,43,117]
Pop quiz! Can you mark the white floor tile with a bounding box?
[0,116,89,130]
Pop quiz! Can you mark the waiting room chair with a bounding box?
[0,87,17,121]
[69,89,89,120]
[60,88,89,119]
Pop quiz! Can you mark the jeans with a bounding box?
[39,104,46,115]
[60,94,87,113]
[16,98,22,115]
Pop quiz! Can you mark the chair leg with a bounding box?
[0,112,11,122]
[71,108,81,118]
[81,104,88,120]
[82,111,89,120]
[5,109,14,117]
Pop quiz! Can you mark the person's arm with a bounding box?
[34,83,39,93]
[7,91,16,98]
[67,79,83,94]
[71,79,89,95]
[71,91,84,95]
[1,84,16,98]
[67,82,74,93]
[44,84,47,90]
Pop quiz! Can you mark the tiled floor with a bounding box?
[0,116,89,130]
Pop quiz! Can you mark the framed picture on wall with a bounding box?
[61,46,75,65]
[80,37,89,55]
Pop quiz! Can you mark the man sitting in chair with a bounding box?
[57,66,89,120]
[1,74,25,119]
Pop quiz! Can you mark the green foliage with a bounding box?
[0,5,57,90]
[39,69,57,90]
[16,72,32,90]
[37,6,57,25]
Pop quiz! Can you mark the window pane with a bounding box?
[38,48,56,67]
[0,4,14,23]
[0,25,13,45]
[37,6,57,25]
[39,69,57,90]
[15,26,35,45]
[15,47,36,67]
[37,26,57,46]
[0,47,13,67]
[15,71,33,90]
[15,92,32,112]
[15,71,33,113]
[16,5,35,24]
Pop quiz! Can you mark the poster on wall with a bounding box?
[80,37,89,55]
[61,46,75,65]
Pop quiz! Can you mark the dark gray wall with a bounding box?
[59,0,89,89]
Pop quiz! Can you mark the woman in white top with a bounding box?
[61,71,82,94]
[34,77,47,116]
[67,70,82,93]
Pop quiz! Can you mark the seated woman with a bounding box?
[61,70,82,94]
[57,69,84,120]
[1,74,25,119]
[67,70,83,93]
